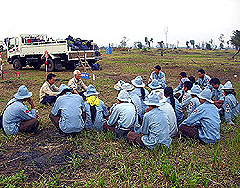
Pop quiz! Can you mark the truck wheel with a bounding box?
[13,59,22,70]
[46,59,55,72]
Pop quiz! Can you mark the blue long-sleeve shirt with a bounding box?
[85,99,109,131]
[51,92,85,133]
[131,88,149,114]
[141,108,172,148]
[166,97,184,125]
[181,101,220,143]
[3,98,37,134]
[149,71,167,89]
[187,97,200,116]
[211,84,224,101]
[197,74,211,88]
[107,102,136,129]
[223,94,239,125]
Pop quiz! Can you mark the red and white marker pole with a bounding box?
[45,51,49,78]
[0,53,3,79]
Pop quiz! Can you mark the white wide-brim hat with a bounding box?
[59,84,71,94]
[114,80,125,90]
[197,88,213,103]
[148,79,161,89]
[222,81,235,90]
[117,90,131,102]
[14,85,32,100]
[131,76,145,87]
[144,93,162,106]
[84,84,99,97]
[189,85,202,95]
[121,83,134,91]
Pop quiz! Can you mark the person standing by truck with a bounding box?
[68,70,88,99]
[40,73,59,105]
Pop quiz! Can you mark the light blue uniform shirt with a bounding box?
[223,94,239,125]
[129,92,143,117]
[149,71,167,89]
[181,101,220,143]
[187,97,200,116]
[107,102,136,129]
[181,91,192,109]
[3,98,37,134]
[198,74,211,88]
[158,102,178,138]
[211,84,225,101]
[85,99,109,131]
[173,82,183,94]
[51,92,85,133]
[131,88,149,114]
[141,108,172,148]
[166,97,184,125]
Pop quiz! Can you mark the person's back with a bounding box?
[141,108,171,148]
[3,99,36,134]
[188,97,200,116]
[85,99,109,131]
[107,102,136,129]
[158,102,178,137]
[131,87,149,112]
[224,94,239,124]
[129,92,143,117]
[51,93,85,133]
[183,101,220,143]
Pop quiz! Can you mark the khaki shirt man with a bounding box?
[68,70,88,94]
[40,73,59,104]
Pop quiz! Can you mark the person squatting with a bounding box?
[1,66,239,149]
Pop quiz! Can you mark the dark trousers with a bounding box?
[103,122,130,140]
[127,131,145,147]
[49,113,61,129]
[180,124,205,144]
[19,118,39,133]
[41,96,57,105]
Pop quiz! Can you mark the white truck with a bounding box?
[6,34,102,71]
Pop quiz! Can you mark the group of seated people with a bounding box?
[1,66,239,149]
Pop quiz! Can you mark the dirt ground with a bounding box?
[0,49,239,187]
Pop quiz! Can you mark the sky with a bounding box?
[1,0,240,47]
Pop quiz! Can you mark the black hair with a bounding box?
[141,88,146,100]
[184,81,193,90]
[198,69,205,74]
[149,105,157,108]
[155,65,161,70]
[209,78,220,85]
[179,72,187,77]
[164,87,176,111]
[90,105,97,124]
[47,73,56,81]
[188,76,196,83]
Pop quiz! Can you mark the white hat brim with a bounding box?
[197,94,214,103]
[14,92,32,100]
[84,92,99,97]
[144,101,161,107]
[131,80,145,88]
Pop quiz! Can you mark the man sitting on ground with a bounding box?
[180,88,220,144]
[209,78,224,108]
[68,70,88,99]
[3,85,39,134]
[40,73,59,105]
[49,84,86,134]
[103,90,137,139]
[173,72,187,94]
[197,69,211,89]
[127,93,172,149]
[148,65,166,89]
